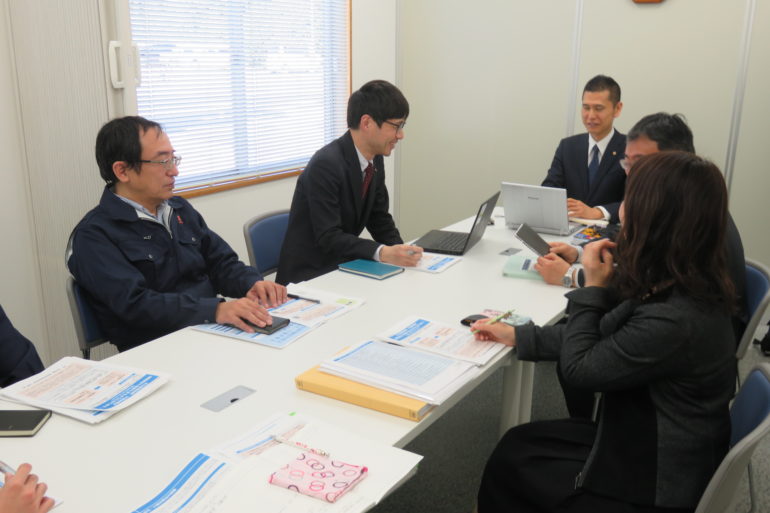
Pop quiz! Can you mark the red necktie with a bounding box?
[361,162,374,198]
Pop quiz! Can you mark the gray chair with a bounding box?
[695,363,770,513]
[66,276,109,359]
[736,258,770,361]
[242,209,290,277]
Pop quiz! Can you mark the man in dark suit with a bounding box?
[542,75,626,223]
[536,112,748,418]
[277,80,422,284]
[0,305,44,387]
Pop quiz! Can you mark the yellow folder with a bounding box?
[295,365,433,422]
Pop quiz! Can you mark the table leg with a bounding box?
[499,359,534,436]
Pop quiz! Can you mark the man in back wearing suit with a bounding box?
[276,80,422,284]
[542,74,626,223]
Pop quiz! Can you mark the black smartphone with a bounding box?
[460,314,488,327]
[0,409,51,437]
[247,315,290,335]
[514,223,551,257]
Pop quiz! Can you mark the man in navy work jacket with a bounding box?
[276,80,423,285]
[67,116,287,352]
[542,74,626,223]
[0,305,44,386]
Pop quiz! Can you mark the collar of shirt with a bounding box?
[114,191,173,235]
[354,145,374,177]
[587,127,615,165]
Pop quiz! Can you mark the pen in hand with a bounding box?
[0,460,16,475]
[470,309,514,334]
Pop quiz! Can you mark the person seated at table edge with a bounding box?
[276,79,422,285]
[473,151,736,512]
[541,74,626,223]
[537,112,747,341]
[0,305,44,387]
[67,116,287,352]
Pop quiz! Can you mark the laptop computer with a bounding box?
[412,191,500,256]
[501,182,580,236]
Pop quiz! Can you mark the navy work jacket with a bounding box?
[68,188,262,351]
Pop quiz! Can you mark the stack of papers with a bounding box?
[320,340,480,405]
[195,285,364,348]
[378,316,506,365]
[0,357,169,424]
[132,412,422,513]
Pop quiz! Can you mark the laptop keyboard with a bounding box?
[433,231,468,252]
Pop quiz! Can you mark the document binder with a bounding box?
[295,365,433,421]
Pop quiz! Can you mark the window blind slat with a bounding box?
[130,0,348,186]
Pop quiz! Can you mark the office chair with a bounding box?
[736,259,770,361]
[242,209,290,277]
[695,363,770,513]
[66,276,109,359]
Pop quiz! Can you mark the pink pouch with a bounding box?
[269,451,368,503]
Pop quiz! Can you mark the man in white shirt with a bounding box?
[541,75,626,223]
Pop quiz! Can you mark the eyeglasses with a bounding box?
[140,155,182,170]
[382,120,406,132]
[620,155,641,172]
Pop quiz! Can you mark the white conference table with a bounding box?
[0,207,571,512]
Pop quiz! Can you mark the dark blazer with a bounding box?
[542,131,627,223]
[0,305,44,387]
[277,131,403,284]
[516,287,735,508]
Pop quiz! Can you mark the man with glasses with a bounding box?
[67,116,287,352]
[276,80,422,284]
[542,75,626,223]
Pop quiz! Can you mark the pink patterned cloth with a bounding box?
[269,452,368,503]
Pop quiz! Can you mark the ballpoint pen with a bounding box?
[0,460,16,475]
[271,434,330,458]
[470,309,514,334]
[287,293,321,304]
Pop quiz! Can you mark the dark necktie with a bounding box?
[587,145,600,186]
[361,162,374,198]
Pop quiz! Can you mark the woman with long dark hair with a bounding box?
[472,151,736,512]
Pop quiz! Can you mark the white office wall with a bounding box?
[396,0,577,241]
[732,0,770,264]
[579,0,745,169]
[395,0,770,269]
[0,0,47,360]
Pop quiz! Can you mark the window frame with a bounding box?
[112,0,352,199]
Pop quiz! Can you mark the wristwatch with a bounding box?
[562,266,576,289]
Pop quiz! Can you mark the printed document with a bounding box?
[132,412,421,513]
[0,357,169,424]
[409,253,461,273]
[378,316,506,365]
[320,341,479,404]
[194,285,364,347]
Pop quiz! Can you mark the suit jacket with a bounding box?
[0,305,44,387]
[277,131,403,284]
[542,131,627,223]
[515,287,734,508]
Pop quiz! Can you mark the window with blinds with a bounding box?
[128,0,349,189]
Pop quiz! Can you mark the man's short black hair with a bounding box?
[628,112,695,153]
[583,74,621,105]
[95,116,163,185]
[347,80,409,129]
